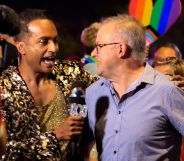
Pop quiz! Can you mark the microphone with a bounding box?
[69,81,87,117]
[68,81,87,161]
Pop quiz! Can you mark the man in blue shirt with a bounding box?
[84,14,184,161]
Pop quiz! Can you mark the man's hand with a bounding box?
[171,75,184,90]
[54,116,85,141]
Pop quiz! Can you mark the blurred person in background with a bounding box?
[0,5,20,70]
[152,42,182,65]
[152,42,184,90]
[154,57,184,80]
[0,4,21,157]
[80,22,101,77]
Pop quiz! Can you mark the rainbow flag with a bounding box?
[150,0,182,35]
[145,27,158,46]
[129,0,153,26]
[129,0,182,35]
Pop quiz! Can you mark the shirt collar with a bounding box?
[139,63,154,85]
[103,63,155,86]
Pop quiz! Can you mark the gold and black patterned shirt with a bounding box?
[0,60,95,161]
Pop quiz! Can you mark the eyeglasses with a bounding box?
[95,42,121,54]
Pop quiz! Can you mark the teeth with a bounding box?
[43,59,54,66]
[44,60,51,63]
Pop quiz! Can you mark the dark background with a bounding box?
[1,0,184,60]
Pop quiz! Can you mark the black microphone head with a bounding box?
[69,87,85,98]
[69,81,85,97]
[69,81,87,117]
[69,81,86,102]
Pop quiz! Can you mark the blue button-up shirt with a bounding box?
[86,64,184,161]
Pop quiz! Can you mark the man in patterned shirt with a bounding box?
[0,9,94,161]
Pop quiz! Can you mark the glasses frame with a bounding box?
[95,42,121,54]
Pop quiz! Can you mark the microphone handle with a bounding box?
[70,137,78,156]
[68,137,84,161]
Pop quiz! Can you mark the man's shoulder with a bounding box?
[53,59,82,75]
[1,66,17,77]
[154,71,175,87]
[53,60,96,93]
[151,71,183,96]
[87,77,105,91]
[54,59,80,68]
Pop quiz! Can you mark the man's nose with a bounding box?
[48,40,59,52]
[91,48,97,57]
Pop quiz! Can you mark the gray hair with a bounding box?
[102,14,146,63]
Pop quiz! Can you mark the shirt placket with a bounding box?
[110,87,125,161]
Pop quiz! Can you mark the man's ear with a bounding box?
[15,42,26,55]
[119,43,131,59]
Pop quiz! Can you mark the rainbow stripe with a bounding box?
[145,28,158,46]
[129,0,182,35]
[129,0,153,26]
[81,55,97,64]
[150,0,181,35]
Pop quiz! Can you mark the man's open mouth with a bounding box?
[41,56,56,62]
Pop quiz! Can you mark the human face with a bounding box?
[154,47,177,60]
[91,23,121,78]
[19,19,59,74]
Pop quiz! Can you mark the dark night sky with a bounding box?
[1,0,184,59]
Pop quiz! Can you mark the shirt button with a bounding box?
[114,150,117,154]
